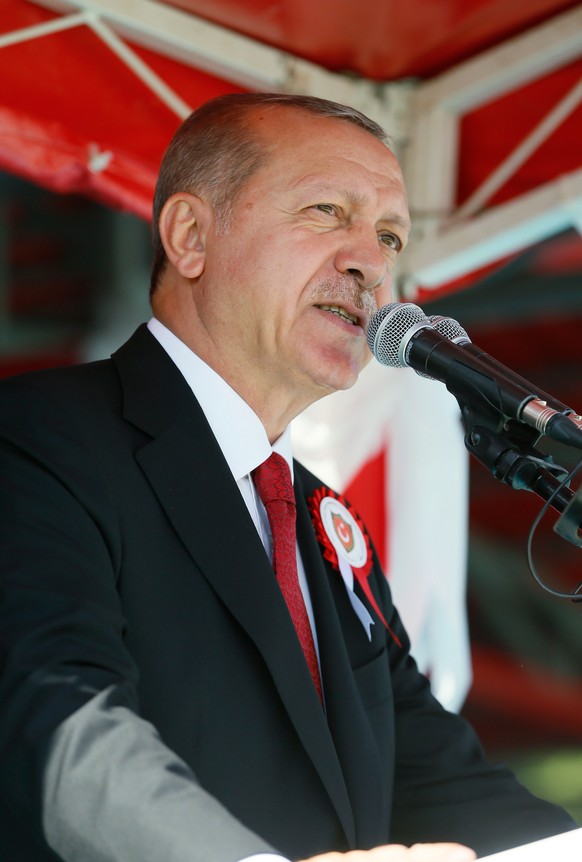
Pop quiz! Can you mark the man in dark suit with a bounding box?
[0,93,576,862]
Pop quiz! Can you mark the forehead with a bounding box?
[248,107,409,213]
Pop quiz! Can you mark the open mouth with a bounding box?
[315,304,359,326]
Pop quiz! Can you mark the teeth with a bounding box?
[316,304,358,325]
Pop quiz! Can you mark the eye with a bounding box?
[312,203,337,216]
[379,231,402,252]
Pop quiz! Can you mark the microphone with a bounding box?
[428,313,571,416]
[367,303,582,450]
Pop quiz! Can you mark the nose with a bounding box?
[333,226,389,294]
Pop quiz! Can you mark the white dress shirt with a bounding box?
[147,318,318,862]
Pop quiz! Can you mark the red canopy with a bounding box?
[2,0,582,233]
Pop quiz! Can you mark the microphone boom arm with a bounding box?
[459,400,582,548]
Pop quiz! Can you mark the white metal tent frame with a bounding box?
[3,0,582,296]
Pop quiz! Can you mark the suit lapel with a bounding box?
[295,469,390,848]
[112,327,355,846]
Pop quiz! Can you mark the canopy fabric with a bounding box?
[165,0,580,80]
[1,0,582,233]
[0,0,244,219]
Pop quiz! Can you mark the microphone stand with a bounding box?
[458,399,582,549]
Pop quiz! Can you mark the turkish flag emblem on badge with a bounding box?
[332,512,355,553]
[308,487,402,647]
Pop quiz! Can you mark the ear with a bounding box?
[158,192,211,279]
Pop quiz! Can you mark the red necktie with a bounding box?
[252,452,322,701]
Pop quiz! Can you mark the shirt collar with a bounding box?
[147,318,294,482]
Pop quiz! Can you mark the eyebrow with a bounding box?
[290,180,367,206]
[383,214,412,236]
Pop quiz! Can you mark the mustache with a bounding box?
[310,276,378,317]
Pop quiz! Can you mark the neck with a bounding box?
[152,283,331,443]
[152,309,322,446]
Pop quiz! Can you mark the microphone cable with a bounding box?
[526,453,582,602]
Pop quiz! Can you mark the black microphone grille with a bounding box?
[367,303,431,368]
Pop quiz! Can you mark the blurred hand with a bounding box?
[298,843,477,862]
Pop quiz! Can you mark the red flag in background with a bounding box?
[293,361,471,711]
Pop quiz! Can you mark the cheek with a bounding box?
[375,275,393,310]
[241,231,293,286]
[361,346,373,368]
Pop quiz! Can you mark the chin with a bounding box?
[315,366,361,394]
[302,346,367,394]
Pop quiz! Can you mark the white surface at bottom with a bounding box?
[479,828,582,860]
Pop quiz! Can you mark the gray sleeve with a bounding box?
[43,687,277,862]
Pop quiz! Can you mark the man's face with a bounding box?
[196,107,411,413]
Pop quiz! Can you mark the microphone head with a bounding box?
[367,302,432,367]
[429,314,471,345]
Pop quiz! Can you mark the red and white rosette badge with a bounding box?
[319,496,375,639]
[309,488,402,647]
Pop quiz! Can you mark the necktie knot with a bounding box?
[252,451,295,507]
